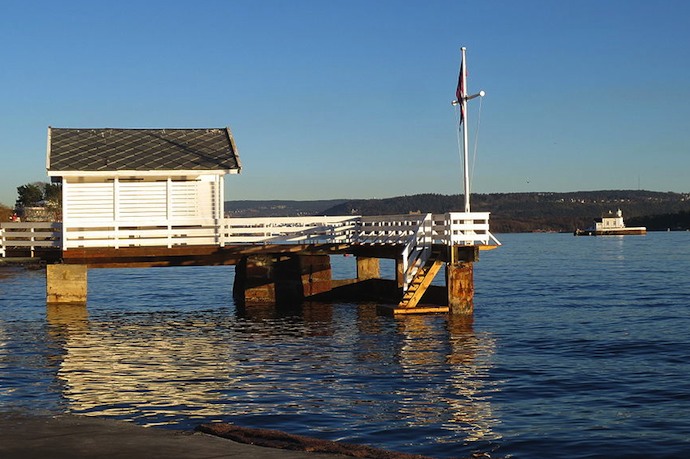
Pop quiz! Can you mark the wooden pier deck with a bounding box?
[1,213,499,314]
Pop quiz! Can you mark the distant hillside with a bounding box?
[224,191,690,233]
[321,190,690,232]
[627,210,690,231]
[225,199,348,217]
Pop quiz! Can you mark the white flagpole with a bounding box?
[453,47,485,213]
[460,47,470,213]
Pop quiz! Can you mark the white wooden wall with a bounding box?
[62,175,223,248]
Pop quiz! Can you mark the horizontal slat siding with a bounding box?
[170,181,198,218]
[66,180,215,222]
[197,181,215,219]
[65,183,114,220]
[119,182,167,219]
[169,181,215,219]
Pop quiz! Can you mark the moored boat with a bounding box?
[574,209,646,236]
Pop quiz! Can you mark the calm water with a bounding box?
[1,232,690,458]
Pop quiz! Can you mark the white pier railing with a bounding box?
[433,212,502,246]
[221,216,359,244]
[1,214,499,294]
[1,213,499,254]
[361,212,502,290]
[0,222,62,257]
[59,218,222,249]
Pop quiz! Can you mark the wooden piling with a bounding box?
[233,254,332,305]
[395,258,404,288]
[446,246,479,315]
[356,257,380,280]
[446,262,474,314]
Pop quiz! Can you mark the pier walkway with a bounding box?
[1,212,499,313]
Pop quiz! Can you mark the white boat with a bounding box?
[574,209,646,236]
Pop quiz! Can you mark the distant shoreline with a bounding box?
[225,190,690,233]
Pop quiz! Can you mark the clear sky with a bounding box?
[1,0,689,207]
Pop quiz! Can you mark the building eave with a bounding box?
[48,169,239,178]
[225,126,242,172]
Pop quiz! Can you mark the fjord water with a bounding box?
[1,232,689,458]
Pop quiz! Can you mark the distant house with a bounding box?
[46,127,241,249]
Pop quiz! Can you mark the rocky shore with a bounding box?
[0,413,437,459]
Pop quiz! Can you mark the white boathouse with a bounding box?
[46,127,241,249]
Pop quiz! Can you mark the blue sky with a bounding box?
[1,0,689,206]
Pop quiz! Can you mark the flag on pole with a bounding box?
[455,57,465,124]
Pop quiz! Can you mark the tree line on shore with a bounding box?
[318,190,690,233]
[1,182,62,222]
[224,190,690,233]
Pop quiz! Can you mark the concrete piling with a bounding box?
[46,264,88,305]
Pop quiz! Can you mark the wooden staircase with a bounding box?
[397,249,444,310]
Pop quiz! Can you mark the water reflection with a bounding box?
[47,304,89,332]
[395,314,500,448]
[47,305,240,426]
[43,298,500,455]
[446,316,500,444]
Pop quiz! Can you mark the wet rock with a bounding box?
[196,423,434,459]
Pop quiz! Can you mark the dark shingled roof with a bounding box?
[47,128,241,173]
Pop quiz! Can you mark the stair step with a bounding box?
[399,260,444,308]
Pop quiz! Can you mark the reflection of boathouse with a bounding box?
[574,209,646,236]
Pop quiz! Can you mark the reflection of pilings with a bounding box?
[45,304,90,398]
[394,314,500,446]
[445,314,500,444]
[46,304,89,333]
[46,310,239,424]
[236,300,336,335]
[446,314,477,369]
[398,315,447,367]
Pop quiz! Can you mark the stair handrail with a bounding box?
[400,213,433,291]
